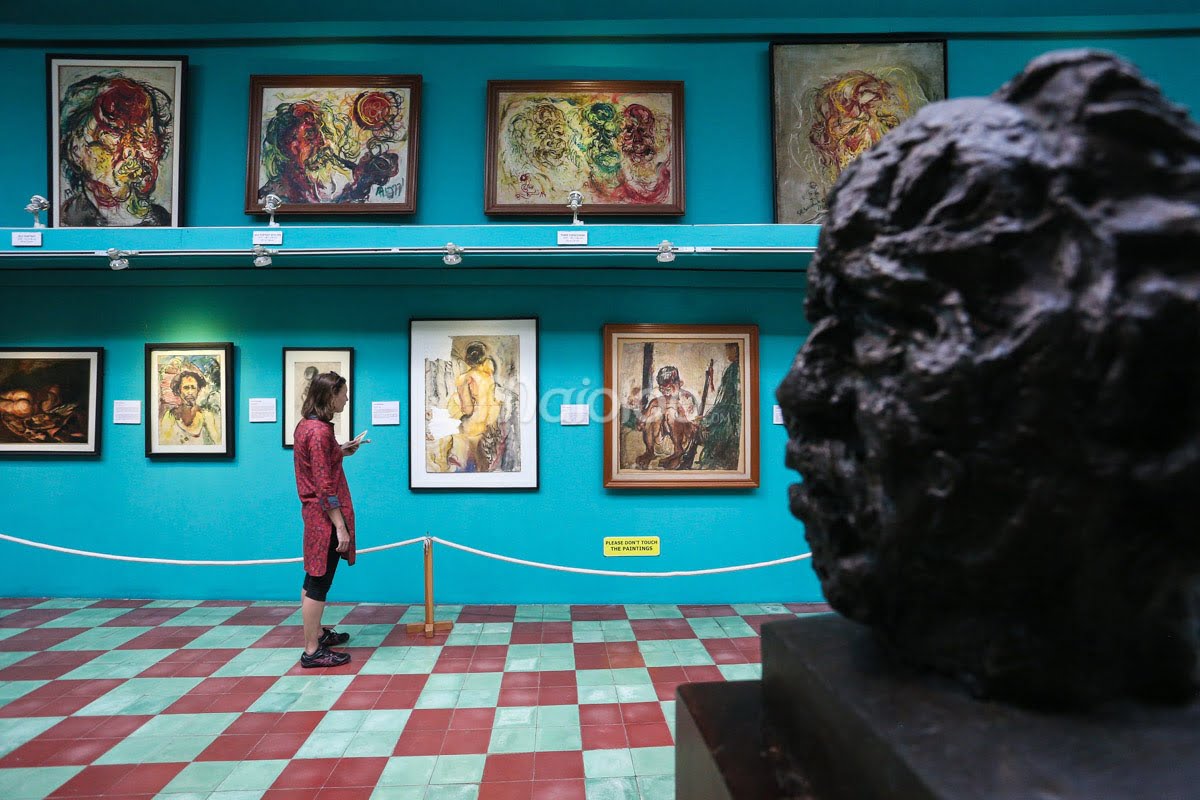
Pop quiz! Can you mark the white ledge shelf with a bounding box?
[2,223,817,288]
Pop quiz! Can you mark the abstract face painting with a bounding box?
[772,41,946,223]
[50,56,186,227]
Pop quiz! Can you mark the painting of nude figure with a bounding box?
[0,349,103,455]
[603,324,758,488]
[410,318,538,489]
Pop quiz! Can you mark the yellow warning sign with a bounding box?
[604,537,660,557]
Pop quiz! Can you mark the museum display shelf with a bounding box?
[1,223,816,288]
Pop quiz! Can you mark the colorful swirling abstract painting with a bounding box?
[244,75,421,215]
[485,81,685,215]
[771,41,946,223]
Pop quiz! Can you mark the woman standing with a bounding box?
[294,371,362,667]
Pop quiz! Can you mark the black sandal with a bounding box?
[300,647,351,668]
[319,627,350,647]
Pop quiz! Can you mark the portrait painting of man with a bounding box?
[0,349,103,456]
[145,343,233,458]
[410,319,538,489]
[49,56,186,228]
[771,40,945,223]
[603,325,758,489]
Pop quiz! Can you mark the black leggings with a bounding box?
[302,529,340,602]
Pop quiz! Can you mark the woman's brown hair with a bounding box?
[300,371,346,422]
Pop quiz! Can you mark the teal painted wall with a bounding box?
[2,21,1198,602]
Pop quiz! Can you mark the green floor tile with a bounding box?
[637,773,676,800]
[631,746,674,775]
[0,651,34,669]
[0,765,83,800]
[360,709,412,732]
[288,688,349,712]
[611,668,651,685]
[294,729,355,758]
[615,684,658,703]
[48,626,153,652]
[377,754,438,786]
[138,712,239,737]
[32,599,96,609]
[578,685,619,704]
[535,704,579,728]
[488,726,536,753]
[415,689,460,709]
[217,759,288,792]
[481,623,512,635]
[541,605,572,621]
[160,606,243,626]
[247,691,302,713]
[718,664,761,681]
[424,785,479,800]
[369,787,425,800]
[143,599,202,608]
[0,628,24,642]
[457,688,500,708]
[686,619,727,638]
[76,677,203,716]
[429,753,485,784]
[573,628,605,643]
[37,607,131,627]
[477,632,512,646]
[585,748,637,778]
[493,706,536,728]
[344,728,402,757]
[212,648,299,677]
[0,681,48,710]
[60,648,172,679]
[638,651,681,668]
[426,674,467,691]
[95,733,220,764]
[345,624,396,648]
[714,617,756,638]
[578,669,615,686]
[0,716,64,757]
[183,625,274,649]
[160,761,240,793]
[504,657,539,672]
[208,789,264,800]
[539,657,575,672]
[314,709,369,733]
[461,672,503,691]
[535,725,582,751]
[585,776,641,800]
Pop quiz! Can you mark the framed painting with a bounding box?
[410,318,538,489]
[485,80,685,216]
[48,54,187,228]
[771,39,946,223]
[146,342,234,458]
[283,348,354,448]
[0,348,103,456]
[603,324,758,489]
[245,74,422,215]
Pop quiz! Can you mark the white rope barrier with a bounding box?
[429,536,811,577]
[0,532,425,566]
[0,531,810,577]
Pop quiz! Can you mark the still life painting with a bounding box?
[0,349,103,455]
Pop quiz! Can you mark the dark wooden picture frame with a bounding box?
[245,74,422,215]
[603,324,759,489]
[770,38,947,223]
[282,348,354,448]
[145,342,234,459]
[485,80,685,216]
[0,348,104,456]
[48,54,187,228]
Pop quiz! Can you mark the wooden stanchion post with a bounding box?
[405,536,454,639]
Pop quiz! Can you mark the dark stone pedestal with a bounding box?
[676,613,1200,800]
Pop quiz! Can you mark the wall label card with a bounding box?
[557,230,588,246]
[604,536,661,557]
[372,401,401,426]
[252,230,283,245]
[560,404,590,425]
[11,231,42,247]
[249,397,277,423]
[773,405,784,425]
[113,400,141,425]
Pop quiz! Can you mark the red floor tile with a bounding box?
[484,752,536,782]
[331,691,380,710]
[626,722,674,747]
[99,607,186,626]
[324,757,387,787]
[196,734,263,762]
[315,788,375,800]
[479,782,533,800]
[48,764,130,797]
[501,672,539,689]
[533,750,584,780]
[570,605,628,621]
[90,599,151,609]
[224,607,295,625]
[0,608,75,628]
[0,627,88,651]
[678,604,737,618]
[109,761,187,794]
[0,597,46,609]
[538,686,577,705]
[682,665,724,682]
[392,728,445,756]
[248,732,308,760]
[498,687,540,706]
[117,626,211,650]
[407,708,453,729]
[273,711,326,735]
[579,704,622,725]
[441,728,491,754]
[338,605,406,625]
[272,758,341,789]
[531,779,586,800]
[539,670,575,687]
[619,702,665,724]
[373,689,421,709]
[580,725,628,750]
[450,708,496,729]
[0,650,100,681]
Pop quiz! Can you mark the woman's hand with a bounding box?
[335,526,350,553]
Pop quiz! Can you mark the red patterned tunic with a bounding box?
[294,417,356,574]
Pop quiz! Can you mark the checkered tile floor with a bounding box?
[0,597,829,799]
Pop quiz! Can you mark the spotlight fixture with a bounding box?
[252,244,273,268]
[106,247,133,271]
[567,190,585,226]
[443,242,463,266]
[25,194,49,228]
[655,240,675,263]
[261,193,283,227]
